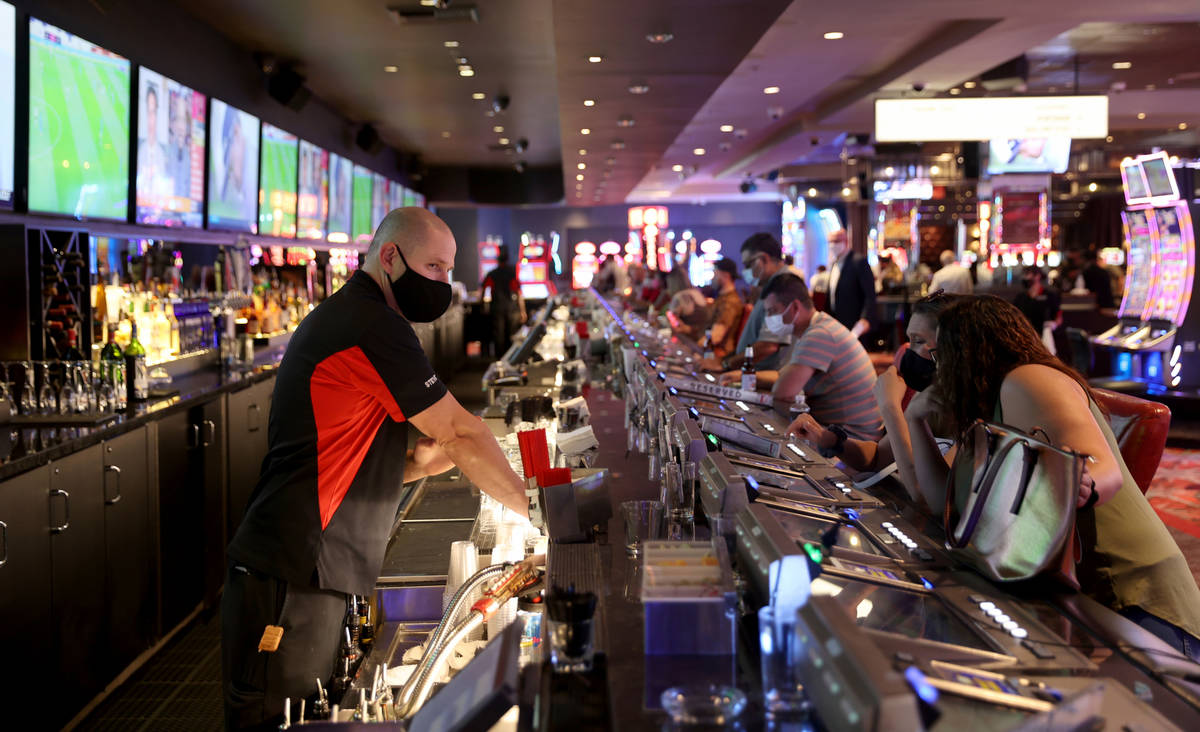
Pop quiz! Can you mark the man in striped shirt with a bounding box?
[723,273,882,441]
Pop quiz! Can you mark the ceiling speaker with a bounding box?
[267,67,310,111]
[356,124,385,155]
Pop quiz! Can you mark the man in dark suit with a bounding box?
[827,230,875,339]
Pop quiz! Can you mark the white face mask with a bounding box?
[763,310,791,338]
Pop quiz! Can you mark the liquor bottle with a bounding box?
[166,301,180,357]
[740,346,756,393]
[126,322,149,402]
[101,324,126,409]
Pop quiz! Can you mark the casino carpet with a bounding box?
[1147,448,1200,588]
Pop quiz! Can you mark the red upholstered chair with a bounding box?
[733,303,754,344]
[1092,388,1171,495]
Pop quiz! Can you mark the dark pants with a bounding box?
[1121,605,1200,662]
[221,564,348,730]
[491,303,518,358]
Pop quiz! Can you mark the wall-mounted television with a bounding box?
[28,17,131,220]
[987,137,1071,175]
[352,164,373,245]
[136,66,205,227]
[390,180,405,211]
[258,122,298,238]
[372,171,389,229]
[0,1,14,209]
[327,153,352,243]
[207,99,260,232]
[297,140,328,240]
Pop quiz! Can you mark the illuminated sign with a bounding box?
[875,96,1108,142]
[873,178,933,202]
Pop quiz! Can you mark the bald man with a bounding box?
[221,208,529,729]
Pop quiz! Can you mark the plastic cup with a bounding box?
[759,605,808,715]
[621,500,665,556]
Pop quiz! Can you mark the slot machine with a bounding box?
[517,232,555,300]
[1093,151,1198,389]
[478,235,501,278]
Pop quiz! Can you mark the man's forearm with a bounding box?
[441,424,529,516]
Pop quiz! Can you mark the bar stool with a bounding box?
[1093,388,1172,495]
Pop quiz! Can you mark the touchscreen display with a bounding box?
[812,578,991,650]
[770,509,882,556]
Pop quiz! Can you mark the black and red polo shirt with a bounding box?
[227,269,447,596]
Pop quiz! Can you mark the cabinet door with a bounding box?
[104,426,154,678]
[202,397,228,609]
[49,445,107,728]
[0,465,53,712]
[157,408,204,632]
[226,378,272,539]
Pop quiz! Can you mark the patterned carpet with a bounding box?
[1148,448,1200,540]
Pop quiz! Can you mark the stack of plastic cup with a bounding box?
[443,541,479,613]
[487,544,525,640]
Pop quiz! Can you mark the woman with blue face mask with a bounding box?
[785,290,961,506]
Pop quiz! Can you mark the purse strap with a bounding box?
[949,434,1027,547]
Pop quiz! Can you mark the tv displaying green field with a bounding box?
[352,164,373,245]
[390,180,405,211]
[259,122,298,238]
[327,153,352,242]
[0,2,15,208]
[372,172,389,230]
[207,98,260,233]
[28,17,130,220]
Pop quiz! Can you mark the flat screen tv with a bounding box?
[372,171,389,229]
[297,140,328,240]
[987,137,1071,174]
[326,153,352,242]
[0,1,14,208]
[207,99,260,233]
[28,17,130,220]
[258,122,298,238]
[390,180,405,211]
[352,164,373,245]
[1140,153,1179,200]
[135,66,205,227]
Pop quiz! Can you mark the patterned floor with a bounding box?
[1148,448,1200,589]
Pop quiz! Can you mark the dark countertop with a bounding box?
[0,348,285,481]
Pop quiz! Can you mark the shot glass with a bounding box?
[621,500,665,556]
[758,605,808,715]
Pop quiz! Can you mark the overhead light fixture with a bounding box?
[384,65,398,73]
[807,187,817,197]
[471,92,485,100]
[646,32,674,44]
[1137,112,1146,120]
[930,165,941,175]
[610,139,625,150]
[763,86,780,95]
[419,0,443,6]
[499,137,509,145]
[444,40,460,48]
[823,31,844,40]
[884,166,894,177]
[578,162,587,170]
[1112,61,1132,70]
[719,124,734,133]
[576,174,585,181]
[671,164,683,172]
[441,130,451,138]
[628,82,650,94]
[963,81,976,89]
[578,148,587,155]
[1088,182,1098,192]
[493,125,504,132]
[580,128,591,135]
[693,148,706,156]
[838,186,850,197]
[606,157,616,166]
[583,99,595,107]
[588,55,603,63]
[458,66,474,77]
[1105,135,1114,142]
[1180,122,1189,130]
[617,116,635,128]
[949,88,961,95]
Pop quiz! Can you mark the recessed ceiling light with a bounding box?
[718,124,735,133]
[578,163,587,170]
[1137,112,1146,120]
[763,86,780,95]
[628,82,650,94]
[807,187,817,197]
[493,125,504,133]
[384,65,399,73]
[580,128,591,135]
[841,186,852,197]
[646,32,674,44]
[884,166,894,177]
[588,55,603,63]
[576,174,585,181]
[1088,182,1098,192]
[1105,135,1114,142]
[949,88,961,95]
[963,81,977,89]
[441,131,451,138]
[472,92,486,100]
[671,164,683,172]
[610,139,625,150]
[578,149,587,156]
[1181,122,1189,130]
[499,137,509,145]
[823,31,844,40]
[930,165,941,175]
[693,148,706,156]
[616,116,635,128]
[458,66,474,77]
[1112,61,1132,70]
[583,99,595,107]
[444,40,460,48]
[419,0,440,6]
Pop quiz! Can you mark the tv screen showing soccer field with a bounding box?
[372,172,389,229]
[136,66,205,227]
[0,2,15,208]
[298,140,328,240]
[28,17,130,220]
[259,122,298,238]
[207,98,260,233]
[327,153,352,242]
[352,164,373,245]
[390,181,405,211]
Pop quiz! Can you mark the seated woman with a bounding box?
[908,295,1200,659]
[666,288,713,341]
[785,291,961,506]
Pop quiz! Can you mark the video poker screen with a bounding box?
[769,507,883,556]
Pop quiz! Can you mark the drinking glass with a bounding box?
[18,362,35,416]
[759,605,808,715]
[621,500,665,556]
[36,362,56,415]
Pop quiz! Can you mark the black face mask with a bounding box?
[389,247,452,323]
[898,347,937,392]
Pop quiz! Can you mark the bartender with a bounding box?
[221,208,529,730]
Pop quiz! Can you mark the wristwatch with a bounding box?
[819,424,849,459]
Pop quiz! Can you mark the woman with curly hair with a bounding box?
[907,295,1200,659]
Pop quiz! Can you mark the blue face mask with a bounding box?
[742,269,757,286]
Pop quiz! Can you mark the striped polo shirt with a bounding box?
[782,312,883,441]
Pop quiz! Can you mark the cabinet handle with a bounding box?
[50,489,70,533]
[104,464,123,505]
[204,419,216,446]
[0,520,7,567]
[188,423,200,448]
[248,404,261,432]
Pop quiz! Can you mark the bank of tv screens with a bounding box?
[1121,158,1151,205]
[327,153,353,242]
[28,18,130,220]
[352,164,373,244]
[372,172,389,228]
[135,67,205,227]
[1140,153,1178,200]
[390,180,405,211]
[258,122,298,238]
[986,137,1071,175]
[297,140,328,240]
[207,99,260,233]
[0,2,14,208]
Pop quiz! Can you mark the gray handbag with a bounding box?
[943,420,1085,589]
